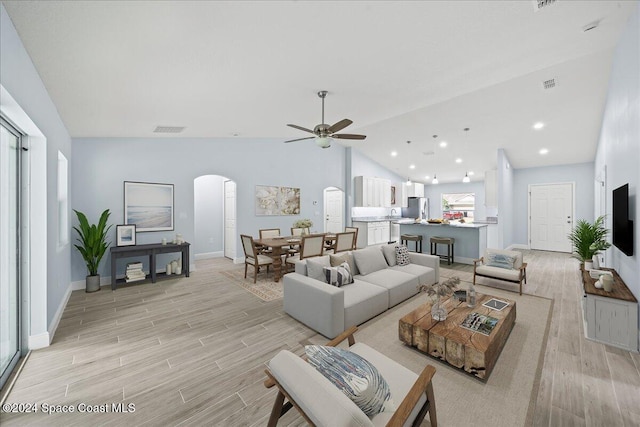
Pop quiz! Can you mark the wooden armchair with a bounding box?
[473,248,527,295]
[264,326,437,427]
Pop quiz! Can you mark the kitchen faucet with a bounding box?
[391,208,398,216]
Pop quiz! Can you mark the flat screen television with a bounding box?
[612,183,633,256]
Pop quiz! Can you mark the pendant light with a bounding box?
[463,172,470,183]
[406,177,412,185]
[432,174,439,185]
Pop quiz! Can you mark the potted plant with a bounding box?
[73,209,112,292]
[418,276,460,321]
[568,215,610,270]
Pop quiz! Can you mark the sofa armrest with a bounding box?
[408,253,440,283]
[283,273,346,339]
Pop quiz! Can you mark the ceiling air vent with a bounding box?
[542,78,556,90]
[153,126,185,133]
[532,0,557,12]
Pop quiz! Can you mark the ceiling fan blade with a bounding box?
[287,124,316,134]
[327,119,353,134]
[284,136,315,143]
[332,133,366,140]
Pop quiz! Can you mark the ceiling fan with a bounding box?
[285,91,366,149]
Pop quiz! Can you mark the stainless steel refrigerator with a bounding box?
[402,197,428,220]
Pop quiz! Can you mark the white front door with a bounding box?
[223,180,236,259]
[529,183,574,252]
[324,188,344,233]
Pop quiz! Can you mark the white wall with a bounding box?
[594,3,639,306]
[1,5,72,342]
[71,137,347,281]
[512,162,595,247]
[194,175,225,257]
[497,149,515,248]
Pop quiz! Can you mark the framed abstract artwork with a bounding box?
[255,185,300,216]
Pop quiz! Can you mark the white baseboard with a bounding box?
[195,251,224,260]
[70,275,113,291]
[47,282,74,343]
[28,332,50,350]
[234,257,245,264]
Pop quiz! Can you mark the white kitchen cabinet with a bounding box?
[403,182,425,198]
[484,170,497,207]
[352,221,391,247]
[354,176,392,207]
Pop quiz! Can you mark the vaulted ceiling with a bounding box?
[3,1,637,183]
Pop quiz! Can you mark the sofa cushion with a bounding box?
[343,280,389,329]
[330,252,357,275]
[381,244,397,267]
[390,264,436,286]
[485,252,516,269]
[268,350,373,426]
[395,245,410,266]
[323,262,353,287]
[353,248,389,276]
[306,256,331,281]
[356,269,420,307]
[305,345,395,417]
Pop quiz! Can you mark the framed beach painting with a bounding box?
[124,181,174,232]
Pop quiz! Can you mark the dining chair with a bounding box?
[290,227,311,236]
[345,226,359,249]
[332,231,356,253]
[241,234,274,283]
[257,228,281,254]
[285,234,326,271]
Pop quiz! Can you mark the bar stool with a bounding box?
[400,234,423,253]
[430,236,455,265]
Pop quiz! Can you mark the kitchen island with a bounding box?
[397,221,487,264]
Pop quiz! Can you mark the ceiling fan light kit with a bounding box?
[285,91,366,148]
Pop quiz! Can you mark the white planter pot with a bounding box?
[592,255,600,270]
[584,260,594,271]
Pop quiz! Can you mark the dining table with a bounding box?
[254,234,336,282]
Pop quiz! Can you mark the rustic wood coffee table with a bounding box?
[399,292,516,380]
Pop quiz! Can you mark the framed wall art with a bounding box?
[116,224,137,246]
[124,181,174,232]
[255,185,300,216]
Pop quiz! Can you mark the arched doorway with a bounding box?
[193,175,237,261]
[323,187,345,233]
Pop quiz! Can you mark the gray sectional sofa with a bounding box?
[283,244,440,338]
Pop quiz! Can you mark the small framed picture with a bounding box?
[116,224,137,246]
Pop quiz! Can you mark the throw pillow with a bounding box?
[485,252,517,270]
[323,262,353,287]
[330,252,357,274]
[381,244,397,267]
[396,245,410,266]
[352,248,389,276]
[305,345,395,417]
[306,256,331,281]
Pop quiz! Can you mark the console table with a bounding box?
[582,268,638,352]
[109,242,190,290]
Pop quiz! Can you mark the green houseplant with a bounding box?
[73,209,112,292]
[568,215,610,269]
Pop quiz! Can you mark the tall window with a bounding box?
[442,193,475,221]
[57,151,69,247]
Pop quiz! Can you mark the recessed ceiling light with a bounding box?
[533,122,545,130]
[391,151,398,157]
[455,158,462,163]
[439,141,447,148]
[424,175,430,180]
[468,171,474,176]
[539,148,549,155]
[409,164,416,169]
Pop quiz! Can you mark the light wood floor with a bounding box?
[1,250,639,426]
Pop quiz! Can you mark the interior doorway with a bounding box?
[529,182,574,252]
[323,187,344,233]
[193,175,236,262]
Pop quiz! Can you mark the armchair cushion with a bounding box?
[305,345,395,417]
[485,252,517,269]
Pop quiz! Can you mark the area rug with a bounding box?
[303,283,553,427]
[219,268,283,302]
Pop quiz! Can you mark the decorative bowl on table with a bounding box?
[427,218,443,224]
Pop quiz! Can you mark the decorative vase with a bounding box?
[431,296,447,321]
[592,255,600,270]
[86,275,101,293]
[602,274,614,292]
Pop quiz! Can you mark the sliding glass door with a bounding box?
[0,118,21,389]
